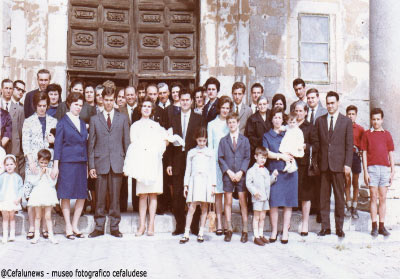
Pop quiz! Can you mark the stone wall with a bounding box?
[0,0,68,100]
[199,0,370,128]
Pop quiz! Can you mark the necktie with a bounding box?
[236,105,239,114]
[5,102,9,112]
[182,114,187,141]
[131,108,134,122]
[310,108,315,124]
[107,113,111,129]
[233,136,237,150]
[329,116,334,139]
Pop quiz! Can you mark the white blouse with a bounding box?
[66,112,81,132]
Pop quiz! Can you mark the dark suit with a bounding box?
[244,110,271,165]
[88,111,130,231]
[55,101,96,124]
[308,103,328,125]
[312,113,353,231]
[7,101,25,178]
[202,98,219,125]
[167,110,203,231]
[131,106,167,128]
[24,89,39,118]
[218,133,251,192]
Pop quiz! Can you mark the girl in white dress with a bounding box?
[0,155,23,243]
[207,96,233,235]
[123,97,169,236]
[180,127,216,243]
[26,149,59,244]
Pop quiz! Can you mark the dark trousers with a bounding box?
[310,175,321,212]
[172,174,200,232]
[320,170,345,230]
[120,177,138,211]
[95,171,122,231]
[17,154,25,180]
[158,159,172,212]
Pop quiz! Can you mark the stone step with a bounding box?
[2,206,399,236]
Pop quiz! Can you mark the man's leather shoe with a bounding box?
[224,231,232,242]
[110,230,123,238]
[172,229,184,236]
[88,229,104,238]
[254,237,265,246]
[317,229,331,236]
[336,229,345,238]
[260,236,269,244]
[371,228,379,237]
[240,232,248,243]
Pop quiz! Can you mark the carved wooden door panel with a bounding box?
[67,0,133,85]
[134,0,198,87]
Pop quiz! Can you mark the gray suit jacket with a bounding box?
[8,101,25,156]
[308,103,328,125]
[237,104,253,135]
[118,105,132,126]
[88,110,130,175]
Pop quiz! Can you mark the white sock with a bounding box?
[2,230,8,243]
[199,227,204,236]
[184,228,190,238]
[253,228,259,238]
[352,201,358,208]
[9,229,15,240]
[259,227,264,238]
[346,201,352,208]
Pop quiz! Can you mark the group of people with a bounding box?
[0,70,395,246]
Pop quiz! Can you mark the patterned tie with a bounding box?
[310,108,315,124]
[107,113,111,129]
[233,136,237,150]
[329,116,334,139]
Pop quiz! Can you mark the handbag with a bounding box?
[308,156,320,176]
[207,203,217,233]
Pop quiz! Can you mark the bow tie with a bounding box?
[259,165,265,168]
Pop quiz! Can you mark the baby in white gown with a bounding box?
[279,113,304,173]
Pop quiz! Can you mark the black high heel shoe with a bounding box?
[269,233,277,243]
[300,232,308,237]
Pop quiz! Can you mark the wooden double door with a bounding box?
[67,0,198,89]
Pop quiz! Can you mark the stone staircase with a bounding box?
[2,166,399,235]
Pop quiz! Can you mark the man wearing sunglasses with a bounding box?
[12,80,26,106]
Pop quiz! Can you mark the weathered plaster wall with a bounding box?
[199,0,370,127]
[0,0,68,99]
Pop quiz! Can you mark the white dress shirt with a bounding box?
[230,130,239,146]
[327,110,339,131]
[66,112,81,132]
[127,103,137,122]
[181,110,191,140]
[103,109,115,123]
[251,103,257,114]
[158,99,171,109]
[307,104,319,123]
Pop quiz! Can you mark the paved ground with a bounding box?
[1,230,399,278]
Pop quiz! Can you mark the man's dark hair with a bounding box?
[306,88,319,97]
[204,77,220,92]
[37,69,51,80]
[13,80,25,88]
[232,82,246,93]
[251,83,264,93]
[293,78,305,88]
[1,78,13,88]
[326,91,339,101]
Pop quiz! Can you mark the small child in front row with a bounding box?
[361,108,395,237]
[279,112,304,173]
[26,149,59,244]
[180,127,216,244]
[0,154,23,243]
[246,147,278,246]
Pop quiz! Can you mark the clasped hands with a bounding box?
[227,170,243,183]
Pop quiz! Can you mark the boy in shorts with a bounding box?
[361,108,395,237]
[345,105,365,219]
[246,146,278,246]
[218,113,251,243]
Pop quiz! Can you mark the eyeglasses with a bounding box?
[15,87,26,93]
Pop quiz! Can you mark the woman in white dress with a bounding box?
[207,96,233,235]
[124,97,169,236]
